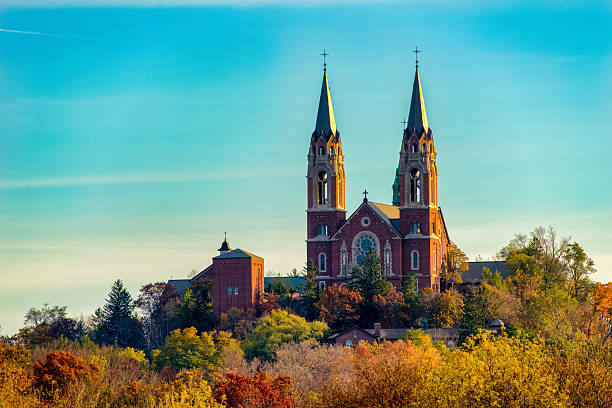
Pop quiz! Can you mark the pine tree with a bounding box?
[458,288,487,344]
[348,249,391,327]
[95,279,144,348]
[298,259,321,321]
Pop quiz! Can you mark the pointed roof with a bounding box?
[213,248,263,260]
[314,69,337,138]
[217,237,231,252]
[407,67,429,135]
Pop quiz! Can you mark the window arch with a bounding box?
[330,146,334,155]
[317,171,328,205]
[384,246,392,276]
[410,221,421,234]
[409,168,421,203]
[422,143,427,153]
[340,246,348,276]
[433,249,437,272]
[352,232,380,267]
[318,146,325,155]
[411,250,419,270]
[411,143,418,153]
[319,252,327,272]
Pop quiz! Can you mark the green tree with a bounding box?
[348,249,391,326]
[298,259,322,321]
[178,279,217,332]
[563,242,595,300]
[458,289,488,343]
[242,309,328,361]
[94,279,145,348]
[152,327,238,374]
[441,246,469,290]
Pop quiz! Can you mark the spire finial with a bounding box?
[413,46,421,67]
[363,189,368,202]
[401,118,408,131]
[321,48,329,71]
[224,231,227,241]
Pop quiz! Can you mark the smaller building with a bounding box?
[168,236,264,317]
[327,323,459,348]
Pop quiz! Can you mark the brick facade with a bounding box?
[306,64,452,293]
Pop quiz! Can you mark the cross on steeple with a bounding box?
[363,189,368,202]
[321,49,329,71]
[401,118,408,130]
[413,46,421,67]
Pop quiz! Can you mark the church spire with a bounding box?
[407,66,429,135]
[314,68,337,137]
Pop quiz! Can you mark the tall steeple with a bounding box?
[314,69,337,138]
[407,67,429,135]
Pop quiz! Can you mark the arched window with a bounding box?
[319,146,325,155]
[411,250,419,270]
[433,249,437,271]
[317,224,328,236]
[340,247,348,276]
[411,143,418,153]
[409,168,421,203]
[422,143,427,153]
[384,247,392,275]
[410,221,421,234]
[353,232,379,267]
[317,171,328,205]
[330,146,334,155]
[319,253,327,272]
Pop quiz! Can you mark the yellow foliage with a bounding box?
[422,331,568,408]
[157,369,224,408]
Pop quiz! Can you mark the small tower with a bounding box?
[217,233,231,255]
[306,55,346,278]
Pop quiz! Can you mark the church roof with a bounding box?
[314,69,337,139]
[369,201,401,235]
[213,248,263,260]
[407,66,429,135]
[217,238,231,252]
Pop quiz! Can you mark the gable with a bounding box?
[330,200,401,240]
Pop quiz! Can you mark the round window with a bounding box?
[360,217,370,227]
[355,233,377,266]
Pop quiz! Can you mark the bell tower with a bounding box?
[395,55,443,291]
[306,57,346,276]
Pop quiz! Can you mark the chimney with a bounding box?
[374,323,381,338]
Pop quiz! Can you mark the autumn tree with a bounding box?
[563,242,596,300]
[152,327,238,374]
[318,284,363,331]
[33,350,100,399]
[441,246,468,290]
[214,372,294,408]
[419,289,464,328]
[241,309,328,361]
[134,282,180,349]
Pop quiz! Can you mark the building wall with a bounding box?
[211,257,262,316]
[331,329,376,346]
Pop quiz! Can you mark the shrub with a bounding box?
[214,371,294,408]
[32,350,99,399]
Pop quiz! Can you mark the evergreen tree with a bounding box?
[177,279,217,332]
[95,279,145,348]
[458,288,487,344]
[297,259,321,321]
[348,249,391,327]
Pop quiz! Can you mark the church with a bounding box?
[306,58,452,293]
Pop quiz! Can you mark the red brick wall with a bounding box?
[211,257,262,316]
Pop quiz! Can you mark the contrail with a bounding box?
[0,28,63,38]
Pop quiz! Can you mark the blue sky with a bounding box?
[1,1,611,334]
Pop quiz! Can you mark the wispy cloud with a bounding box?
[0,169,300,189]
[0,28,63,38]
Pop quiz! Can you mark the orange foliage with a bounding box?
[32,350,99,398]
[214,371,294,408]
[318,285,363,331]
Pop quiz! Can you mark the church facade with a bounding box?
[306,62,452,292]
